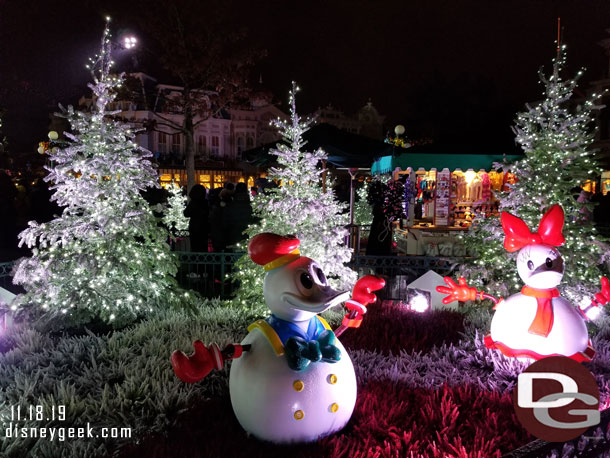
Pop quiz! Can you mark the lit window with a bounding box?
[602,171,610,195]
[213,175,224,188]
[159,173,172,189]
[582,180,596,194]
[199,174,211,189]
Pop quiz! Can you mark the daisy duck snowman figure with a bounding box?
[171,233,385,443]
[437,204,609,361]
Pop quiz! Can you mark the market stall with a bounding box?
[370,150,522,256]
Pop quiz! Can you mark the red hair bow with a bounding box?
[501,204,565,252]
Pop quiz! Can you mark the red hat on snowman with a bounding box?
[249,233,302,271]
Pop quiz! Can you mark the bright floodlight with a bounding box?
[123,36,137,49]
[408,292,430,313]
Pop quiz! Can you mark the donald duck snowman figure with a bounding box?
[438,204,609,361]
[172,233,385,443]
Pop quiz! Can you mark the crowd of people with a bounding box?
[0,169,259,260]
[4,167,610,261]
[183,181,255,253]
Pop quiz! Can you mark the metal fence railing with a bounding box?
[346,224,371,254]
[175,251,244,299]
[0,254,246,300]
[349,254,459,301]
[0,252,461,302]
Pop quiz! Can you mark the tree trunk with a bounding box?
[183,88,196,193]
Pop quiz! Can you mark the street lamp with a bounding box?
[123,36,137,50]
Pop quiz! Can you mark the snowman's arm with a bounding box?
[334,275,386,338]
[220,343,251,361]
[436,276,501,307]
[579,277,609,321]
[171,341,251,384]
[334,300,366,338]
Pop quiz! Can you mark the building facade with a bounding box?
[313,101,386,140]
[78,73,286,189]
[77,73,386,189]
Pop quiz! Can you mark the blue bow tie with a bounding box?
[284,330,341,371]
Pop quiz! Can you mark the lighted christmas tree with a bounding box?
[353,180,373,226]
[233,83,357,307]
[163,181,189,240]
[12,19,188,327]
[459,45,609,304]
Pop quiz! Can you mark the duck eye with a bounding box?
[300,273,313,289]
[527,260,534,270]
[545,257,553,268]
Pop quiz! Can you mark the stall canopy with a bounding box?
[244,123,392,168]
[371,143,523,175]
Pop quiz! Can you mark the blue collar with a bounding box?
[266,314,325,345]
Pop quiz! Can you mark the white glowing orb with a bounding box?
[408,293,430,313]
[578,296,602,320]
[585,305,602,320]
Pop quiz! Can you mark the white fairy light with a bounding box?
[11,19,185,326]
[457,45,608,303]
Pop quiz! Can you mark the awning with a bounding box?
[244,123,391,168]
[371,152,523,175]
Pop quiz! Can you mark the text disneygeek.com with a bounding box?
[1,404,132,441]
[3,423,132,441]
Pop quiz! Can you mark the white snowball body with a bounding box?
[489,294,589,359]
[229,328,357,443]
[487,243,591,360]
[229,253,356,443]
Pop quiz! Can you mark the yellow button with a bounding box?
[330,403,339,413]
[327,374,338,385]
[293,380,304,392]
[294,410,305,420]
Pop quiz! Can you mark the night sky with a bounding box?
[1,0,609,153]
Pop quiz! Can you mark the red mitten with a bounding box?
[343,275,385,329]
[351,275,386,307]
[595,277,610,305]
[171,341,223,383]
[436,277,478,304]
